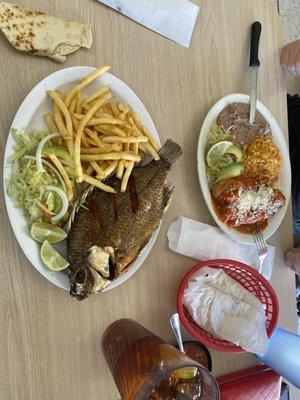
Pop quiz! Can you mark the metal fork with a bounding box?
[252,226,268,274]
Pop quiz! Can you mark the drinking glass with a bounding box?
[102,319,220,400]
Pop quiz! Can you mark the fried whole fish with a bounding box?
[67,139,182,299]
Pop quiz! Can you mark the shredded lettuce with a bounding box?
[10,128,73,165]
[10,128,48,161]
[6,128,73,225]
[206,125,235,188]
[206,124,233,149]
[43,145,73,166]
[7,158,62,222]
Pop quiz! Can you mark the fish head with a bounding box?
[69,267,92,299]
[69,246,113,299]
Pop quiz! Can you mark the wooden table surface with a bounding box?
[0,0,298,399]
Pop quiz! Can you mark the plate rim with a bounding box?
[197,93,291,244]
[3,66,161,293]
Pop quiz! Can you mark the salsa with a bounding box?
[212,197,268,234]
[183,341,212,371]
[210,176,285,234]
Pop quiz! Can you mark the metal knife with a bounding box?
[249,21,262,124]
[96,0,199,48]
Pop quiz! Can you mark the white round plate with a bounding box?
[3,66,161,292]
[197,93,291,244]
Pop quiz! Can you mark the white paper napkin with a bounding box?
[167,217,275,279]
[183,267,269,355]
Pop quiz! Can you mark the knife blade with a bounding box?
[250,67,258,125]
[96,0,199,48]
[249,21,262,125]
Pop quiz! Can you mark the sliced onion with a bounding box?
[45,185,69,224]
[36,133,61,172]
[23,155,67,194]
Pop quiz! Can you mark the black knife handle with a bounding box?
[249,21,262,67]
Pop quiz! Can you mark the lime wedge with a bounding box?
[171,367,198,381]
[31,222,67,244]
[40,240,69,271]
[206,140,233,167]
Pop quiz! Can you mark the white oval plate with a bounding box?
[197,93,291,244]
[3,66,161,292]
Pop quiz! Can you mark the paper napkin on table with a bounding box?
[167,217,275,279]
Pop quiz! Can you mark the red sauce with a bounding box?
[234,220,267,234]
[212,197,268,234]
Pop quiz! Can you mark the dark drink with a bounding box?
[149,366,203,399]
[182,342,212,372]
[102,319,220,400]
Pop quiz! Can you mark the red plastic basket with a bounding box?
[177,259,279,353]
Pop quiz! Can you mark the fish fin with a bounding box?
[65,185,94,232]
[162,183,174,211]
[159,139,183,169]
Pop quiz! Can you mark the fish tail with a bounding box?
[159,139,183,169]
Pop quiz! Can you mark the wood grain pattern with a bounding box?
[0,0,298,399]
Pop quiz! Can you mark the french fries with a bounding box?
[82,85,109,107]
[142,125,160,151]
[104,160,118,177]
[65,65,111,108]
[91,161,106,179]
[80,152,141,162]
[66,166,116,193]
[121,161,134,192]
[44,113,58,133]
[101,136,148,144]
[116,160,125,179]
[76,92,83,114]
[54,103,68,139]
[45,65,160,194]
[94,125,127,137]
[44,113,62,145]
[84,127,103,147]
[74,94,113,182]
[74,114,131,129]
[48,90,73,155]
[80,145,121,154]
[48,154,74,201]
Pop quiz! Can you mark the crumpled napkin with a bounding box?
[167,217,275,279]
[183,267,269,355]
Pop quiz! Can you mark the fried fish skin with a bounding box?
[67,139,182,300]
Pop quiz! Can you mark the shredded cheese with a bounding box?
[235,186,273,218]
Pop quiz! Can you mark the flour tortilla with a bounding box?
[0,2,92,62]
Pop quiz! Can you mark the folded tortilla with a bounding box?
[0,2,92,62]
